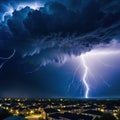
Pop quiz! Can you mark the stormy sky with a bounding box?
[0,0,120,98]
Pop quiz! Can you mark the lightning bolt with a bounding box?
[0,49,16,70]
[81,54,89,98]
[79,48,120,99]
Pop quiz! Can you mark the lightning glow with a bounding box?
[2,6,14,21]
[80,47,120,98]
[1,2,43,22]
[16,2,43,11]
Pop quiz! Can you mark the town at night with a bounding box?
[0,98,120,120]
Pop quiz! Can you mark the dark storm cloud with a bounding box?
[1,0,120,65]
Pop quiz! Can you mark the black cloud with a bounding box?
[1,0,120,66]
